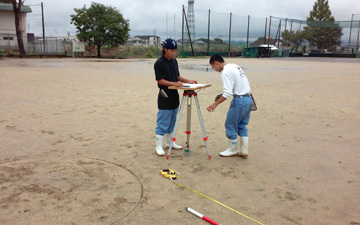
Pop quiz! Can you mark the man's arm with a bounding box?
[178,76,198,84]
[158,79,183,87]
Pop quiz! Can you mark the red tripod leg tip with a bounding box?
[208,155,212,160]
[166,155,169,159]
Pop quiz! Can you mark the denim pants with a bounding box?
[225,96,252,139]
[155,108,178,135]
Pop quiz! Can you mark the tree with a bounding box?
[302,0,342,52]
[213,38,224,43]
[70,2,130,57]
[0,0,27,57]
[281,30,304,52]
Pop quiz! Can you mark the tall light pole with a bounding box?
[187,0,195,43]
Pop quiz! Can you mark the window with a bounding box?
[3,37,14,40]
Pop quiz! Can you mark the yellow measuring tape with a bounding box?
[162,169,265,225]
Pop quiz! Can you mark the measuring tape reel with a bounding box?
[160,169,180,180]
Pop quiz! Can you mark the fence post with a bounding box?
[183,6,194,56]
[284,18,287,47]
[264,17,267,45]
[298,21,302,52]
[228,12,232,57]
[276,20,282,49]
[182,5,184,56]
[268,16,272,47]
[348,14,354,52]
[356,21,360,53]
[207,9,210,56]
[41,2,46,54]
[246,15,250,48]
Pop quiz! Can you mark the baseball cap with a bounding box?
[162,38,177,49]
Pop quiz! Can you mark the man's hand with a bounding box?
[207,103,218,112]
[174,81,184,87]
[188,80,198,84]
[207,95,226,112]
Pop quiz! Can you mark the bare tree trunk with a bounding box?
[12,0,26,57]
[97,45,101,57]
[322,29,327,53]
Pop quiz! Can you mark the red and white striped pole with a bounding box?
[186,207,221,225]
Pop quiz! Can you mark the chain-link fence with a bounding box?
[2,7,359,58]
[181,7,268,57]
[27,37,73,56]
[0,33,73,56]
[181,6,359,57]
[270,16,360,55]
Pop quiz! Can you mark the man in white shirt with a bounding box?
[207,54,253,158]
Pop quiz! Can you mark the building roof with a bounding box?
[251,39,278,46]
[135,35,160,38]
[0,3,32,13]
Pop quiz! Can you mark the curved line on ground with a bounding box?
[0,156,144,224]
[89,158,144,224]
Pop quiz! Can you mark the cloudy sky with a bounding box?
[24,0,360,41]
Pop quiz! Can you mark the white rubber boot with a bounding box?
[165,133,182,150]
[155,135,165,156]
[219,139,239,157]
[239,136,248,158]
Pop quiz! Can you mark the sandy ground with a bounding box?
[0,56,359,225]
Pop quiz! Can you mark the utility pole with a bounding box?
[356,21,360,53]
[348,14,354,52]
[41,2,45,53]
[228,12,232,56]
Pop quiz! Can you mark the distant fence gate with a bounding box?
[27,37,72,56]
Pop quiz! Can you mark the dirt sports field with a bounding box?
[0,56,359,225]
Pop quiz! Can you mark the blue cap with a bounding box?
[162,38,177,49]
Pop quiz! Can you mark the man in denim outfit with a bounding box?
[207,54,253,158]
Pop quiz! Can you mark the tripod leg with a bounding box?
[185,95,192,154]
[194,94,212,159]
[166,94,186,159]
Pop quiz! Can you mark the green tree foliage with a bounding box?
[70,2,130,57]
[281,30,304,52]
[146,49,153,58]
[302,0,342,52]
[214,38,224,43]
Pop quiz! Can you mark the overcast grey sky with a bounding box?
[24,0,360,41]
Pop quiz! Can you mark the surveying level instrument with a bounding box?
[166,84,212,159]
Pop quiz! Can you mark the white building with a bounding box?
[126,36,144,46]
[127,35,160,47]
[0,3,32,49]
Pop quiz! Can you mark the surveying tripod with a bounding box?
[166,86,212,159]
